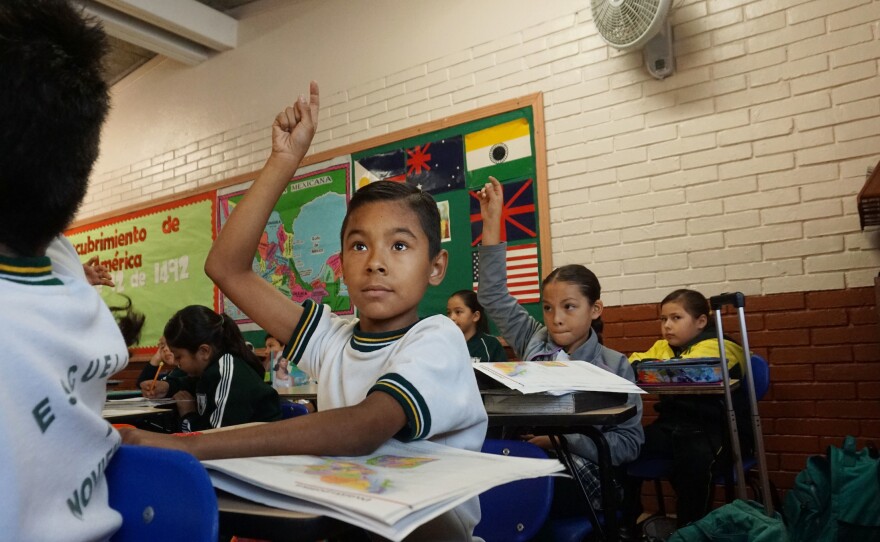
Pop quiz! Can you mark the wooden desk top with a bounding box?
[486,403,637,428]
[275,381,319,400]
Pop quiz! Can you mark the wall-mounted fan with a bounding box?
[590,0,674,79]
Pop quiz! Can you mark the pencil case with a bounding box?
[633,357,722,384]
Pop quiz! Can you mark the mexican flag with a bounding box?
[464,118,533,188]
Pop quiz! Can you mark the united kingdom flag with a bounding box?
[469,178,537,247]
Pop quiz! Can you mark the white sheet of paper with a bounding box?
[474,360,646,394]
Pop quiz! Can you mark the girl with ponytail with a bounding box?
[476,177,643,512]
[163,305,281,432]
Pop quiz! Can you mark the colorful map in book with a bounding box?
[203,438,565,541]
[492,361,565,377]
[304,456,436,493]
[218,164,352,323]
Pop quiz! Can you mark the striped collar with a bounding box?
[350,321,418,353]
[0,254,61,286]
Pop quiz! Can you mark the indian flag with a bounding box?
[464,118,533,188]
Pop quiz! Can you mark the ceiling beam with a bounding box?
[92,0,237,51]
[72,0,237,66]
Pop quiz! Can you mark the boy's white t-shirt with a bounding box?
[283,300,488,540]
[0,237,127,541]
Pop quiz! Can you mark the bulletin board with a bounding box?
[347,94,551,322]
[66,92,550,349]
[66,192,217,354]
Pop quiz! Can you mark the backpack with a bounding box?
[784,435,880,542]
[667,499,788,542]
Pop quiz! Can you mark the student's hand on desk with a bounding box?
[272,80,320,164]
[174,390,196,416]
[141,380,169,399]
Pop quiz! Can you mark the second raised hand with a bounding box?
[479,176,504,246]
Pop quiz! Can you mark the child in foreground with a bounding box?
[476,176,644,511]
[120,82,488,540]
[0,1,126,539]
[447,289,508,362]
[162,305,281,432]
[628,288,750,527]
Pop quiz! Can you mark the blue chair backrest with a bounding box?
[106,445,219,542]
[280,400,310,419]
[750,354,770,400]
[473,439,555,542]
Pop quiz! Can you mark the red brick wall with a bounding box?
[603,286,879,507]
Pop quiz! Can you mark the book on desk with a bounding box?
[202,438,564,541]
[473,360,643,414]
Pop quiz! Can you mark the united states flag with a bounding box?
[472,243,541,304]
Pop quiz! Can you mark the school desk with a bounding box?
[106,389,143,400]
[103,401,177,432]
[216,489,360,540]
[488,404,638,542]
[638,378,739,395]
[275,381,319,401]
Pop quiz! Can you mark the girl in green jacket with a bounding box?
[163,305,281,432]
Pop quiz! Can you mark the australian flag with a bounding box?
[404,136,465,195]
[469,178,537,247]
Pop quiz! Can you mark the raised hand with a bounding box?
[83,255,114,286]
[478,176,504,246]
[271,80,320,165]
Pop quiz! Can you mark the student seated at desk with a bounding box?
[475,177,644,512]
[628,289,752,528]
[447,289,508,363]
[121,84,487,541]
[263,332,283,382]
[0,2,127,539]
[135,335,183,388]
[160,306,281,432]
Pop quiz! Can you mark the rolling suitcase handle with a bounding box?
[710,292,774,516]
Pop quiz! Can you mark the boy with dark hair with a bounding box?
[0,1,128,540]
[122,83,489,540]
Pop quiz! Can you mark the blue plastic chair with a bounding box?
[473,439,556,542]
[106,445,219,542]
[626,354,772,515]
[280,400,310,419]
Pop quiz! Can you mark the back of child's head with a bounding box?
[341,181,441,259]
[543,264,604,343]
[164,305,264,377]
[661,288,712,326]
[450,289,490,334]
[0,0,109,256]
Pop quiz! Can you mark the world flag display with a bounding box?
[469,178,537,246]
[464,117,533,188]
[404,136,465,195]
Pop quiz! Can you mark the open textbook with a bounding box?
[203,438,565,541]
[474,360,646,395]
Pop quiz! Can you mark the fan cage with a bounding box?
[590,0,671,50]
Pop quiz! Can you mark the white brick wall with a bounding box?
[82,0,880,304]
